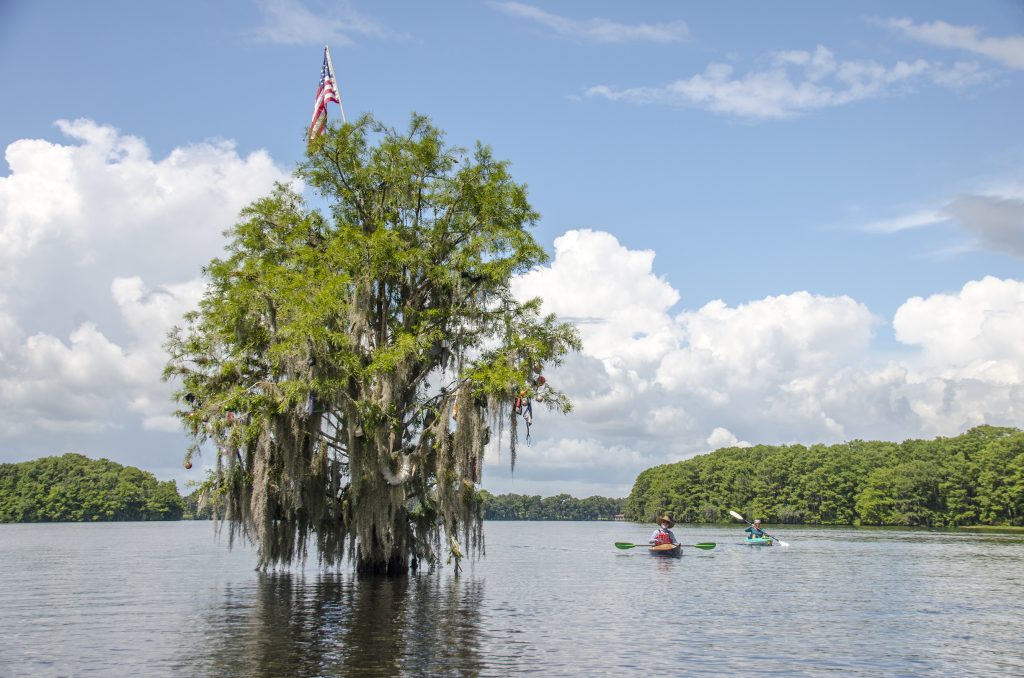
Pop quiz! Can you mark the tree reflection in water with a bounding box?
[199,572,485,676]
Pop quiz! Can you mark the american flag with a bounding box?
[309,47,341,140]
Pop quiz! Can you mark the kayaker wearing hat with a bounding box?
[745,519,766,539]
[649,515,679,547]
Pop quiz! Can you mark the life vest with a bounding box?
[653,529,674,546]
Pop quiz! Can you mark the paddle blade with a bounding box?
[614,542,639,549]
[762,532,789,548]
[692,542,716,550]
[729,510,745,522]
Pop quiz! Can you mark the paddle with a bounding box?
[614,541,716,550]
[728,510,790,547]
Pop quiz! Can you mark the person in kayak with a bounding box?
[649,515,679,546]
[745,519,766,540]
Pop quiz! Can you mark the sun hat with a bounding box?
[655,514,674,528]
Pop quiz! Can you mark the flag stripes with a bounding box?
[309,47,341,140]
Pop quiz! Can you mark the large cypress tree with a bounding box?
[164,115,579,574]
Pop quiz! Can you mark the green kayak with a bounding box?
[743,537,773,545]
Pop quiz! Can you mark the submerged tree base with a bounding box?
[356,555,409,577]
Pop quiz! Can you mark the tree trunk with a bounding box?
[356,550,408,576]
[355,505,410,575]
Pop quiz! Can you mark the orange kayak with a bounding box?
[648,543,682,557]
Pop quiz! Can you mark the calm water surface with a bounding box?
[1,521,1022,676]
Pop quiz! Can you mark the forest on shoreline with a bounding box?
[479,491,624,521]
[0,454,205,522]
[625,426,1024,527]
[6,426,1022,527]
[0,454,622,523]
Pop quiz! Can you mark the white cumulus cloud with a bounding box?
[658,292,878,394]
[706,427,750,449]
[499,230,1024,496]
[894,276,1024,383]
[0,121,287,451]
[0,119,286,286]
[512,229,679,365]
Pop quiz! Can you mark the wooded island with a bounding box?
[625,425,1024,527]
[0,454,188,522]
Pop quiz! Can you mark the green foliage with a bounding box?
[478,491,623,520]
[0,454,184,522]
[624,426,1024,527]
[164,114,579,573]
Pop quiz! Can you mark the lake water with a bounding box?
[1,521,1022,677]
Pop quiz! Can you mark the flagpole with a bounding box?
[324,45,346,123]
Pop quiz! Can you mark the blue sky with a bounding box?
[1,1,1023,497]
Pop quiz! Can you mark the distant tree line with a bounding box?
[0,453,209,522]
[625,426,1024,527]
[1,453,625,524]
[480,491,624,520]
